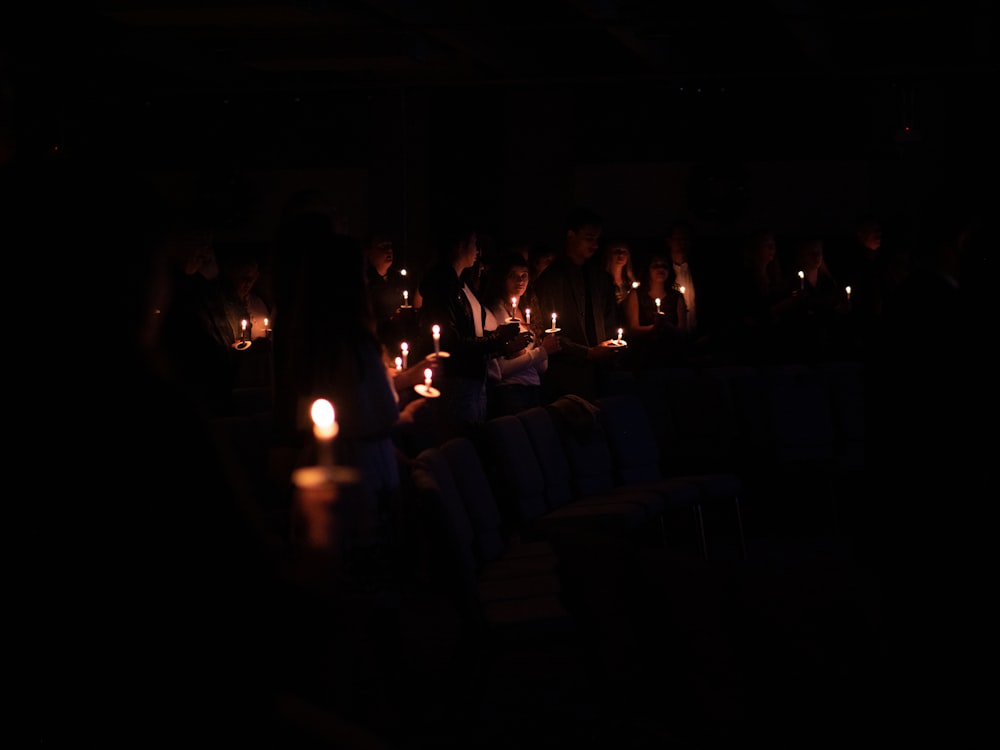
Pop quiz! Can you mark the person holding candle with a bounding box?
[783,234,847,361]
[532,207,621,402]
[603,238,638,332]
[270,211,405,568]
[417,219,530,437]
[623,251,689,368]
[364,230,417,352]
[481,252,560,417]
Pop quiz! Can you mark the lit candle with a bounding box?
[845,285,851,301]
[395,356,402,371]
[240,318,248,342]
[617,327,623,344]
[679,286,686,295]
[432,324,441,356]
[402,290,409,306]
[525,308,531,326]
[551,312,557,330]
[798,270,805,290]
[424,368,433,389]
[632,281,640,289]
[655,298,661,314]
[310,398,338,468]
[264,317,269,329]
[400,268,407,277]
[511,296,518,320]
[400,341,409,369]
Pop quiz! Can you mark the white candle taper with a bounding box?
[432,325,440,355]
[310,398,338,467]
[401,341,408,369]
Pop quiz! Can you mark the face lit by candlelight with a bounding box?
[566,224,602,264]
[367,236,394,276]
[505,265,530,300]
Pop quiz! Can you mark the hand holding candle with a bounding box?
[413,365,440,398]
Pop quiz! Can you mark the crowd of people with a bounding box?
[18,129,985,741]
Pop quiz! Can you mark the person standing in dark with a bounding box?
[532,207,621,402]
[417,219,528,437]
[364,231,414,352]
[870,189,986,744]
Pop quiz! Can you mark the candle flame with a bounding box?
[310,399,338,440]
[401,342,408,352]
[798,271,805,279]
[432,324,440,337]
[424,368,433,387]
[679,286,686,295]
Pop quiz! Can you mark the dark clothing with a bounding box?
[417,262,511,379]
[418,261,514,434]
[160,270,237,416]
[366,262,415,351]
[532,254,619,401]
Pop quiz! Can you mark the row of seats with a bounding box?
[406,360,865,641]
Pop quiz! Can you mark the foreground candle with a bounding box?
[395,356,402,371]
[525,308,531,326]
[798,271,805,290]
[400,341,409,369]
[551,312,557,329]
[655,298,661,314]
[402,290,410,307]
[310,398,338,467]
[511,296,518,321]
[240,318,248,342]
[432,325,441,355]
[617,327,623,344]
